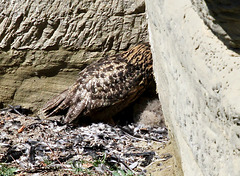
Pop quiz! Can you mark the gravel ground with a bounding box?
[0,106,179,176]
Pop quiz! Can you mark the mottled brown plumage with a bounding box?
[40,43,153,124]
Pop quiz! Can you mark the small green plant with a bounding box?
[93,153,107,167]
[70,154,138,176]
[0,163,17,176]
[43,159,53,166]
[112,169,135,176]
[70,160,93,175]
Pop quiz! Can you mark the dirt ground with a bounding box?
[14,141,183,176]
[146,141,183,176]
[0,109,183,176]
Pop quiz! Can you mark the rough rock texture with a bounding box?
[0,0,148,111]
[192,0,240,49]
[146,0,240,176]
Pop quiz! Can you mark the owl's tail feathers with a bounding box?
[39,89,70,118]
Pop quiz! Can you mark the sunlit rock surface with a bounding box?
[0,0,148,111]
[146,0,240,175]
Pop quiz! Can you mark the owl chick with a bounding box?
[40,43,153,125]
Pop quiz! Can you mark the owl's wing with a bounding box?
[63,58,149,123]
[40,43,152,124]
[40,82,78,117]
[39,57,123,122]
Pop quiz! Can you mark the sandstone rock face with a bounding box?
[146,0,240,175]
[0,0,148,111]
[192,0,240,49]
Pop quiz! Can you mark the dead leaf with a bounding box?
[83,162,94,169]
[18,125,25,133]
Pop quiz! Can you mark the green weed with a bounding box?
[0,164,17,176]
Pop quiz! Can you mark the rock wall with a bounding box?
[146,0,240,176]
[0,0,148,111]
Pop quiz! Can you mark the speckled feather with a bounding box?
[40,43,153,124]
